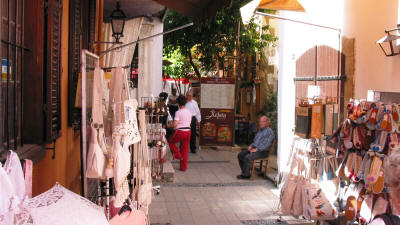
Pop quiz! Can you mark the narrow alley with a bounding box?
[149,148,310,225]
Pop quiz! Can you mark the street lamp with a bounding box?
[377,24,400,57]
[110,2,126,43]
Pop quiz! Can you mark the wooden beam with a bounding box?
[97,0,103,56]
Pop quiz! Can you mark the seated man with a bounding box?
[237,115,275,179]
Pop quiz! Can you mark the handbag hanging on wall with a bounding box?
[87,66,107,179]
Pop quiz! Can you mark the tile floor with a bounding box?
[149,148,312,225]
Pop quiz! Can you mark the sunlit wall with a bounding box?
[277,0,344,176]
[343,0,400,98]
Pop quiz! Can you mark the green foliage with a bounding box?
[163,0,278,77]
[258,92,277,152]
[162,49,193,79]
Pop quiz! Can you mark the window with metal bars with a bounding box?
[0,0,62,160]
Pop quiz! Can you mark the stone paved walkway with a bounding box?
[149,148,313,225]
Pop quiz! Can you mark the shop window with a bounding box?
[0,0,62,159]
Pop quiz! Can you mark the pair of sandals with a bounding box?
[344,184,365,221]
[342,152,363,182]
[348,101,375,123]
[341,119,354,150]
[367,104,400,132]
[362,154,385,194]
[391,103,400,133]
[340,120,369,151]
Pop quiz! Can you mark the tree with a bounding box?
[163,0,278,78]
[162,49,195,95]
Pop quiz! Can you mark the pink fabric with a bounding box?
[174,108,192,129]
[4,151,25,202]
[109,209,146,225]
[168,130,191,171]
[23,159,33,198]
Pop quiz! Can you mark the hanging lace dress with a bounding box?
[108,67,141,207]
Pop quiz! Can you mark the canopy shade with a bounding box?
[258,0,305,12]
[152,0,232,24]
[240,0,305,24]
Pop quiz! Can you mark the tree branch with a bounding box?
[188,50,201,79]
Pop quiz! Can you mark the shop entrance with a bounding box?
[294,45,346,124]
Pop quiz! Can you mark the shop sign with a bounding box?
[199,77,235,146]
[200,108,234,146]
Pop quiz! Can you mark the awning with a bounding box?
[240,0,305,24]
[152,0,232,24]
[259,0,305,12]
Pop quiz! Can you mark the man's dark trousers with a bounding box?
[238,149,269,177]
[190,116,197,153]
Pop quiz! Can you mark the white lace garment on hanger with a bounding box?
[14,183,109,225]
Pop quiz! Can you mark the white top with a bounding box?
[185,100,201,122]
[174,108,192,130]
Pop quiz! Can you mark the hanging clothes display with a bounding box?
[87,66,107,179]
[107,67,141,207]
[136,110,153,215]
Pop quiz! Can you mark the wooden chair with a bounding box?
[250,141,275,179]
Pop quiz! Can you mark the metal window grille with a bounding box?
[0,0,28,152]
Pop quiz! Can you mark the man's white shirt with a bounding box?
[185,100,201,122]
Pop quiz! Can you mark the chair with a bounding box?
[250,141,275,179]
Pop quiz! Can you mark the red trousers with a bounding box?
[168,129,191,171]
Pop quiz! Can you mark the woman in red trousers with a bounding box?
[168,95,192,171]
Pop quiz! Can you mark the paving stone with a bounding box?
[149,148,312,225]
[163,160,175,182]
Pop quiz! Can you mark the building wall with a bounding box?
[32,0,82,196]
[343,0,400,99]
[277,0,344,174]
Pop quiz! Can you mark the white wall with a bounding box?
[343,0,400,99]
[277,0,344,175]
[138,18,163,103]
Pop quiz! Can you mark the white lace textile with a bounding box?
[4,150,26,203]
[112,134,131,207]
[14,183,109,225]
[0,162,14,225]
[0,150,26,225]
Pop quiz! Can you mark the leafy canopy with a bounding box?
[163,0,278,78]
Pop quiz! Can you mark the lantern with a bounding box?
[377,24,400,57]
[110,2,126,43]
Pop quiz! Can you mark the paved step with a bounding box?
[162,160,174,182]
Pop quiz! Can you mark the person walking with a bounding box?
[185,91,201,153]
[237,116,275,179]
[167,95,192,171]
